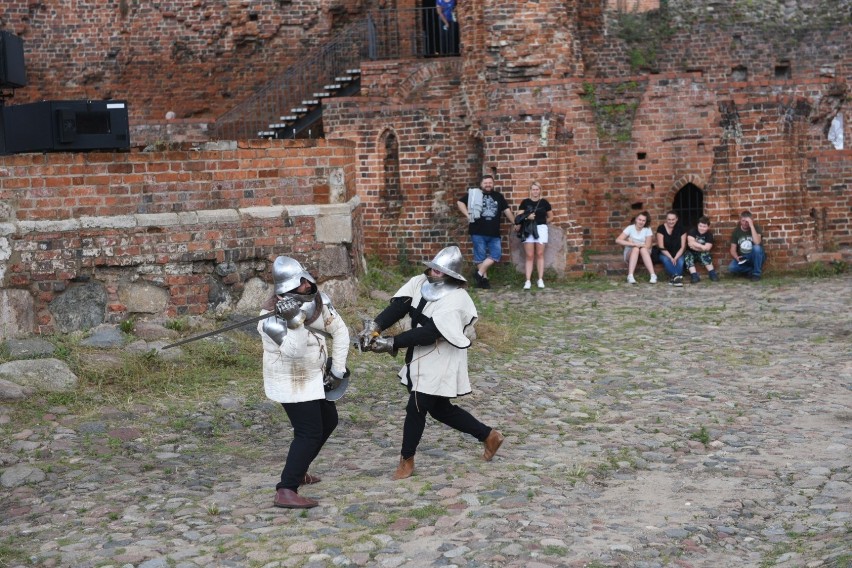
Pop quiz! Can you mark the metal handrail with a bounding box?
[211,8,460,141]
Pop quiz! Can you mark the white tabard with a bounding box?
[257,300,350,403]
[393,274,478,398]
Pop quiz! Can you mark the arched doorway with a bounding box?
[672,183,703,231]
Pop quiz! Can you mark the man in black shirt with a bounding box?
[456,175,514,288]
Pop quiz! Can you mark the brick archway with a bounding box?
[670,175,706,231]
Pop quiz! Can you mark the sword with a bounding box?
[162,312,273,350]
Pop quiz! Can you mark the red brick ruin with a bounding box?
[0,0,849,334]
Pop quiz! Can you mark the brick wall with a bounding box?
[0,0,374,123]
[0,139,360,334]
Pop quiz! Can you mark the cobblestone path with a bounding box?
[1,275,850,568]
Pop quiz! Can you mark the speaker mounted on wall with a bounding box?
[0,30,27,90]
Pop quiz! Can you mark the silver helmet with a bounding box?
[272,256,316,295]
[423,246,466,282]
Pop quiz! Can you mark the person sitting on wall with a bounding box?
[684,216,719,283]
[654,210,687,287]
[727,210,766,282]
[615,210,657,284]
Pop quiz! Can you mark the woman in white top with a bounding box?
[615,210,657,284]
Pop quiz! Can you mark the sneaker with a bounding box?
[523,280,531,290]
[709,270,719,282]
[536,279,545,289]
[690,273,700,284]
[472,270,485,288]
[750,274,761,282]
[627,274,637,284]
[672,275,684,287]
[480,277,491,289]
[649,274,657,284]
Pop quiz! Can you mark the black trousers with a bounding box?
[401,391,491,459]
[278,399,338,491]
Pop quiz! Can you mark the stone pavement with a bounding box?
[1,274,850,568]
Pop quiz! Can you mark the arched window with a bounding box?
[381,130,402,213]
[672,183,703,231]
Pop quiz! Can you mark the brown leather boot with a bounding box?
[482,429,504,461]
[301,473,321,485]
[392,456,415,480]
[274,488,318,509]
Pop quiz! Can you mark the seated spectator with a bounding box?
[728,210,766,282]
[615,211,657,284]
[684,216,719,283]
[655,210,686,287]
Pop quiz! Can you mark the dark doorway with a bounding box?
[672,183,703,231]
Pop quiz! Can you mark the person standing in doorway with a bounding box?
[516,181,554,289]
[457,175,514,289]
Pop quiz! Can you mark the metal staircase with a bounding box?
[211,8,459,141]
[257,68,362,139]
[212,20,371,141]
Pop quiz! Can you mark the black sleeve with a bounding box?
[374,296,411,330]
[391,317,442,348]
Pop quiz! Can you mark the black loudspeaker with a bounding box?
[0,100,130,155]
[0,30,27,89]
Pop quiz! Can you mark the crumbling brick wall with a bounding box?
[0,139,360,334]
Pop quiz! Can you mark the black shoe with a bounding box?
[672,275,684,287]
[750,275,761,282]
[472,270,484,288]
[709,270,719,282]
[690,273,700,284]
[480,277,491,289]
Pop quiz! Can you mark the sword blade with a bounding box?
[162,312,272,349]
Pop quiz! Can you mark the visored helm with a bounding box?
[423,246,466,282]
[272,256,317,295]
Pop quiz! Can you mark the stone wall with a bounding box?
[0,139,361,337]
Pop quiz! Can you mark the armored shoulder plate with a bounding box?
[262,315,288,345]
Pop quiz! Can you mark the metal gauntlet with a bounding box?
[276,297,306,329]
[369,336,397,356]
[358,319,381,350]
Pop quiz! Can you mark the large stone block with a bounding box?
[509,225,566,276]
[0,289,35,340]
[118,282,170,314]
[236,277,273,315]
[0,358,78,393]
[317,246,352,279]
[316,214,352,243]
[49,282,107,333]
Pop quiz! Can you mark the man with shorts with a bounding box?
[456,175,514,289]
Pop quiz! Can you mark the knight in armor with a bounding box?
[359,245,504,480]
[258,256,350,509]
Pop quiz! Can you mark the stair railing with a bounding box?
[211,8,460,141]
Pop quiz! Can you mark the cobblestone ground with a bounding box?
[1,275,850,568]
